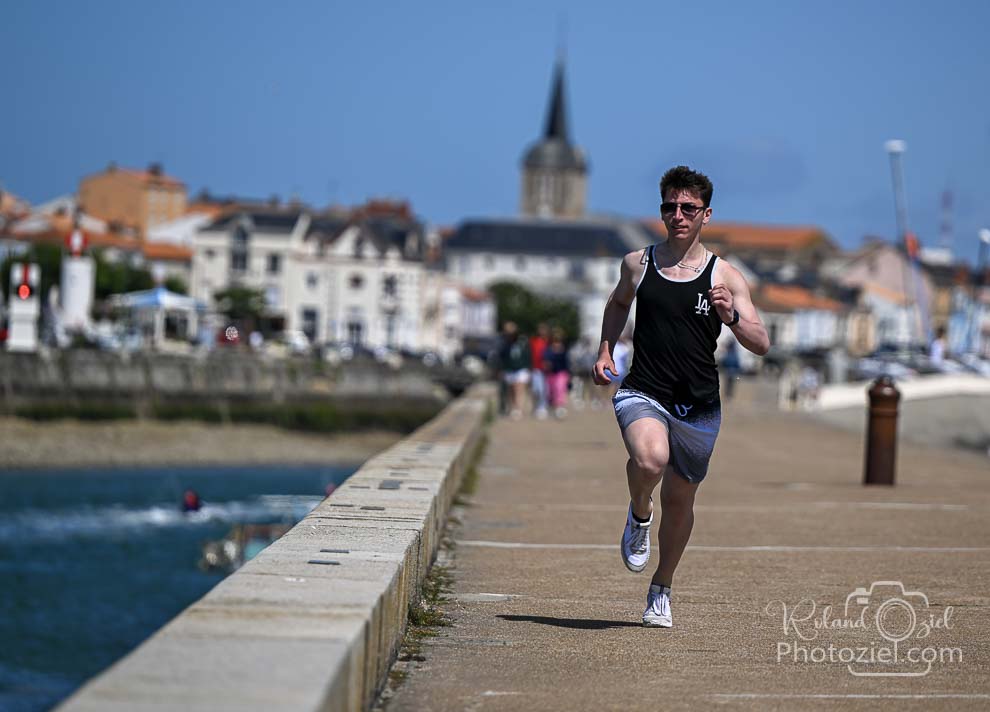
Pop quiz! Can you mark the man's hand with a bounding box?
[593,354,616,385]
[709,283,734,324]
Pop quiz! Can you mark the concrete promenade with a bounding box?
[388,385,990,711]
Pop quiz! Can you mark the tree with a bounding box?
[93,250,154,299]
[213,286,266,330]
[164,276,188,295]
[488,281,580,340]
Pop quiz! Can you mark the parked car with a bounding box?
[373,346,402,369]
[281,330,311,356]
[319,341,355,365]
[959,354,990,377]
[851,357,917,381]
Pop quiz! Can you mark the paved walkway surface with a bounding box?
[387,384,990,711]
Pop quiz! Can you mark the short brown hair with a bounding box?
[660,166,714,207]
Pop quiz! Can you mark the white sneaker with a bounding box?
[643,585,672,627]
[620,502,652,572]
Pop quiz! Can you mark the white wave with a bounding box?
[0,496,324,542]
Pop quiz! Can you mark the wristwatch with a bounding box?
[724,309,740,327]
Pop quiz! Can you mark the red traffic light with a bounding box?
[17,284,32,300]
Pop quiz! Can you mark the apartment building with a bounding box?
[79,163,187,238]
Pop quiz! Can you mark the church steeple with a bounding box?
[543,60,569,142]
[520,58,588,219]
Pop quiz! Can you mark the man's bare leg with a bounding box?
[652,469,699,587]
[509,381,526,416]
[621,418,669,520]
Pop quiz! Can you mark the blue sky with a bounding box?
[3,0,989,263]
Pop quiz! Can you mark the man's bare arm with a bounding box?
[594,250,645,384]
[710,264,770,356]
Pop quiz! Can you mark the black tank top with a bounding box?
[622,245,723,407]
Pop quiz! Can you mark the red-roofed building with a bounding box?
[1,199,193,290]
[644,219,838,271]
[755,284,846,313]
[745,281,858,355]
[0,189,31,227]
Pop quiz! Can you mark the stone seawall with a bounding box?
[56,383,495,712]
[0,350,467,414]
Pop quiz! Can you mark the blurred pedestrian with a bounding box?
[568,337,597,408]
[929,326,947,366]
[544,327,571,418]
[497,321,531,420]
[720,340,741,400]
[529,323,550,419]
[798,366,820,410]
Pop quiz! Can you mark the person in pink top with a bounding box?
[543,328,571,418]
[529,323,550,419]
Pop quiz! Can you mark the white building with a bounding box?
[191,205,494,355]
[443,216,655,342]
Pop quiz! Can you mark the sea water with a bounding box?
[0,462,358,712]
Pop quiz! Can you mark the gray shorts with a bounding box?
[612,388,721,484]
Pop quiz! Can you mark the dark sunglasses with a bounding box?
[660,201,706,218]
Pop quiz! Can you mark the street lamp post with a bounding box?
[884,140,928,348]
[969,228,990,354]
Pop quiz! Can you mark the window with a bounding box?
[569,260,586,280]
[306,272,318,289]
[231,226,249,273]
[349,273,364,290]
[301,308,319,342]
[267,253,281,275]
[515,255,527,271]
[204,248,215,260]
[347,320,364,345]
[484,254,495,269]
[265,286,280,308]
[383,274,397,298]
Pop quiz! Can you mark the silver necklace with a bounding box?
[676,249,707,273]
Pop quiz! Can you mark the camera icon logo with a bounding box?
[845,580,929,643]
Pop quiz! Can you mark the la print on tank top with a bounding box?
[621,245,724,408]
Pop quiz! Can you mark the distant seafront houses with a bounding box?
[190,199,494,360]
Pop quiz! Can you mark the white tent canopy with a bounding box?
[108,287,204,348]
[108,286,202,312]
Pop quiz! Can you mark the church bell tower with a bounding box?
[520,59,588,219]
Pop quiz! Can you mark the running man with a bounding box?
[593,166,770,627]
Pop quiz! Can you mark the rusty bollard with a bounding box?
[863,375,901,485]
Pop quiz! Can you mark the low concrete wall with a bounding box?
[57,383,495,712]
[816,373,990,410]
